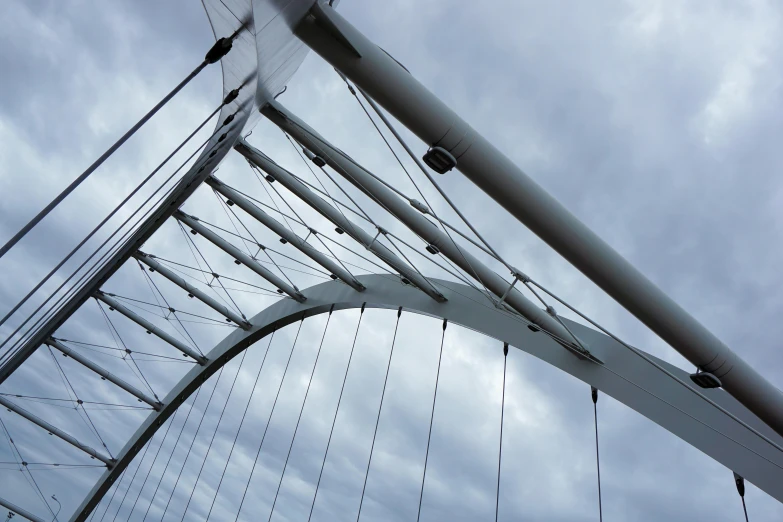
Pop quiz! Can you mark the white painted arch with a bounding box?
[70,275,783,521]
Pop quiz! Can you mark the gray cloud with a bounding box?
[1,0,782,521]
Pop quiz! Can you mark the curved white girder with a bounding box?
[69,274,783,520]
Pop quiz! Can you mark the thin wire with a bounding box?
[234,318,305,522]
[529,279,783,456]
[192,216,344,279]
[109,293,230,326]
[97,464,131,522]
[354,82,515,274]
[592,387,603,522]
[0,96,222,338]
[46,345,114,459]
[137,261,204,356]
[495,344,508,522]
[105,434,155,522]
[267,310,334,522]
[0,393,149,410]
[213,188,256,256]
[0,59,210,259]
[308,306,365,521]
[139,385,205,522]
[205,331,276,522]
[56,338,195,363]
[280,119,445,299]
[152,256,282,295]
[416,319,447,522]
[177,220,246,318]
[178,350,249,522]
[356,308,403,522]
[158,366,226,521]
[95,300,159,400]
[0,416,57,520]
[122,407,183,520]
[742,497,749,522]
[0,131,213,363]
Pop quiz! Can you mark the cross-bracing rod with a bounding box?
[263,102,583,355]
[0,395,113,466]
[45,338,161,410]
[234,139,447,303]
[94,292,207,364]
[206,176,366,292]
[174,210,306,302]
[293,3,783,436]
[133,251,251,329]
[0,495,47,522]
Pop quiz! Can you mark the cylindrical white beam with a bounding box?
[0,496,47,522]
[45,338,161,410]
[205,176,366,292]
[133,252,251,329]
[95,292,206,364]
[0,395,113,466]
[263,103,579,350]
[174,210,306,303]
[234,139,447,302]
[293,4,783,436]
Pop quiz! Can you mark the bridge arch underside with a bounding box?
[72,274,783,520]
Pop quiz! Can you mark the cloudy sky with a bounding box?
[1,0,783,520]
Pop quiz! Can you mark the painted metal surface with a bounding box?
[45,338,161,409]
[0,496,47,522]
[292,3,783,438]
[70,276,783,520]
[235,139,448,302]
[207,175,366,291]
[0,395,114,466]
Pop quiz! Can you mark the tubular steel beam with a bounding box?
[70,275,783,522]
[94,292,207,364]
[206,175,366,292]
[0,395,113,466]
[293,3,783,437]
[0,496,47,522]
[234,139,447,302]
[173,210,305,302]
[263,102,584,355]
[134,251,251,329]
[45,338,161,410]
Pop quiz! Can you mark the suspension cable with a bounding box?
[356,307,402,521]
[120,407,183,521]
[45,345,114,459]
[268,308,334,521]
[204,331,276,522]
[354,81,515,275]
[0,416,58,520]
[416,318,447,522]
[0,35,235,260]
[0,121,219,364]
[734,472,749,522]
[139,385,205,522]
[158,366,226,521]
[102,437,155,522]
[495,343,508,522]
[0,105,223,337]
[136,260,204,357]
[179,350,249,522]
[234,318,305,522]
[95,299,159,400]
[308,305,365,521]
[592,386,603,522]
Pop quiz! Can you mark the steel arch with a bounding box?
[70,274,783,520]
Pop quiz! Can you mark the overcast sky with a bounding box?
[1,0,783,521]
